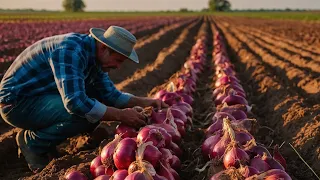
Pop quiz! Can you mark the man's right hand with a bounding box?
[101,107,146,128]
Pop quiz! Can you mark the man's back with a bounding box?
[0,33,96,104]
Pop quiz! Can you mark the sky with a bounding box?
[1,0,320,11]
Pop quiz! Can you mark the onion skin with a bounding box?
[65,170,88,180]
[247,145,272,158]
[94,175,111,180]
[90,156,103,175]
[110,170,128,180]
[240,166,259,178]
[113,138,137,169]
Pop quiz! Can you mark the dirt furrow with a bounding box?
[236,25,320,61]
[216,19,320,101]
[115,20,203,96]
[234,26,320,72]
[217,16,320,48]
[213,17,320,180]
[107,18,197,84]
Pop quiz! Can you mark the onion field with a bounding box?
[0,13,319,180]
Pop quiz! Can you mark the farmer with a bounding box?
[0,26,168,172]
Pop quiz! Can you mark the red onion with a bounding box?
[157,162,175,180]
[201,133,221,159]
[220,109,247,120]
[113,138,137,169]
[223,144,250,168]
[211,133,231,158]
[177,93,194,105]
[167,108,187,124]
[140,142,162,168]
[250,155,271,172]
[235,131,254,146]
[124,172,150,180]
[93,165,107,178]
[110,170,128,180]
[222,94,248,106]
[65,170,88,180]
[247,144,272,158]
[137,126,167,148]
[169,155,181,171]
[115,124,138,138]
[161,92,183,106]
[101,135,122,165]
[94,175,111,180]
[206,112,236,136]
[91,156,103,175]
[171,101,193,117]
[273,144,286,169]
[153,174,168,180]
[153,123,181,144]
[167,142,182,157]
[239,166,259,177]
[246,169,292,180]
[174,118,186,136]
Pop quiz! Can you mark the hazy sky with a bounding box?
[1,0,320,11]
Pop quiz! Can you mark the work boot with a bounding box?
[16,130,49,172]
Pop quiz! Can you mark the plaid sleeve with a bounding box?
[93,68,133,108]
[49,46,107,123]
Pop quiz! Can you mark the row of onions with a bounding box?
[200,25,292,180]
[64,24,209,180]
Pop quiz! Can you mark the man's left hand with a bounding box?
[142,98,169,110]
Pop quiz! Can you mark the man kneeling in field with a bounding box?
[0,26,168,172]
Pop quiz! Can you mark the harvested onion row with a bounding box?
[64,23,210,180]
[200,21,292,180]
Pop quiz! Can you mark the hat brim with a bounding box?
[89,28,139,63]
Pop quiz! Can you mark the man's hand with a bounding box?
[101,107,146,128]
[118,108,146,128]
[143,98,169,111]
[127,96,169,111]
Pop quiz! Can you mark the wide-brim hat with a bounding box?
[89,26,139,63]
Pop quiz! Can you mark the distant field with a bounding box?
[0,11,198,22]
[1,11,320,22]
[213,11,320,21]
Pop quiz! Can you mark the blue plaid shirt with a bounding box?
[0,33,132,123]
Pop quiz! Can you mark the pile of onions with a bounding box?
[62,28,209,180]
[201,28,291,180]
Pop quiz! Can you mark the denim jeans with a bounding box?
[0,94,100,154]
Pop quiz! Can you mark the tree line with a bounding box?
[62,0,232,12]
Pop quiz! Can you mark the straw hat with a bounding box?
[89,26,139,63]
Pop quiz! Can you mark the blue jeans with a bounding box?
[0,94,99,154]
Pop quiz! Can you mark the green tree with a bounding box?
[208,0,231,11]
[62,0,86,12]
